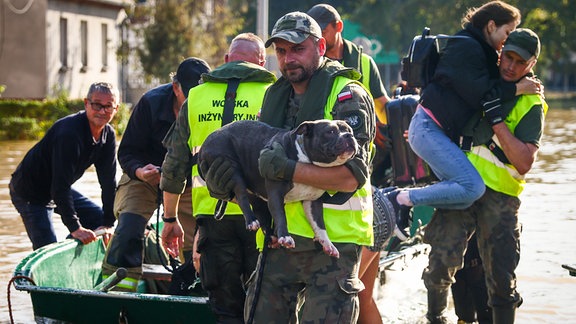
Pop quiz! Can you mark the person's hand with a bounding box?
[71,227,97,245]
[198,157,235,200]
[258,142,296,181]
[135,164,161,185]
[481,88,503,126]
[161,221,184,258]
[93,226,114,246]
[515,76,543,96]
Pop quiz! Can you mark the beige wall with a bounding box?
[0,0,126,100]
[0,0,48,99]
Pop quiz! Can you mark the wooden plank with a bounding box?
[142,263,172,281]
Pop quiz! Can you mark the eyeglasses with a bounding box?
[89,100,117,112]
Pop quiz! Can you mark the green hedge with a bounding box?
[0,98,129,140]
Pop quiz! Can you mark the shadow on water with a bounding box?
[1,109,575,323]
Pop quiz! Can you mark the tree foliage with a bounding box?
[130,0,244,82]
[345,0,576,88]
[126,0,576,89]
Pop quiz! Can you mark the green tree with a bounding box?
[348,0,576,91]
[132,0,244,82]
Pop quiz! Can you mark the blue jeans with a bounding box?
[10,185,103,250]
[407,107,485,209]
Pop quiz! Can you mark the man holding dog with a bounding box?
[201,12,375,323]
[160,33,276,323]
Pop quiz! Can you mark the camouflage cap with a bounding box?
[265,11,322,48]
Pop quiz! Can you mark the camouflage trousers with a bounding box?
[244,236,364,324]
[422,187,523,310]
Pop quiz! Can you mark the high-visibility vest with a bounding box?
[188,81,271,216]
[283,76,374,246]
[467,94,548,197]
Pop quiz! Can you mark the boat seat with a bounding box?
[142,263,172,281]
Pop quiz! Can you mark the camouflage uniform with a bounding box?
[246,78,374,323]
[423,187,522,318]
[243,12,376,324]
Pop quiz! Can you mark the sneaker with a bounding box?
[384,189,412,241]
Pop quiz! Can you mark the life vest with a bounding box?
[187,62,274,216]
[260,60,374,246]
[466,94,548,197]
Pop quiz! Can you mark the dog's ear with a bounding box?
[294,121,312,136]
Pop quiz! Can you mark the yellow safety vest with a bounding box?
[283,76,374,246]
[467,94,548,197]
[188,81,271,216]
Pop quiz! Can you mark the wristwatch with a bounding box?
[161,216,177,223]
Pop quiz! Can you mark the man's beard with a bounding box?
[281,57,319,84]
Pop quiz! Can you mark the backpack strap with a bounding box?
[191,78,241,167]
[221,78,241,127]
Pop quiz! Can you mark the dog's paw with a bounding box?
[246,220,260,231]
[315,237,340,258]
[323,244,340,258]
[278,236,295,249]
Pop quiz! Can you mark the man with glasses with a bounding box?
[9,82,120,250]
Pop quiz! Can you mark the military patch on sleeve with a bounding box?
[340,111,363,131]
[337,91,353,102]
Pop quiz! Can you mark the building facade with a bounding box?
[0,0,127,100]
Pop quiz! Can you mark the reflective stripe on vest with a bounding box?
[285,76,374,246]
[467,94,547,197]
[187,81,270,216]
[101,274,138,291]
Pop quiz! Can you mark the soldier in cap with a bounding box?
[200,11,376,323]
[423,28,546,324]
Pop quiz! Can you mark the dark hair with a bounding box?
[462,1,521,29]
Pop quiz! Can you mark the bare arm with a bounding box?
[373,95,389,124]
[292,163,358,192]
[492,123,538,175]
[161,191,184,257]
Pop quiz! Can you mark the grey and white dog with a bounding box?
[198,119,359,258]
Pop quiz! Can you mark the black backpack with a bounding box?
[401,27,468,88]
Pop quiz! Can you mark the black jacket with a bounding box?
[10,111,117,231]
[421,25,516,142]
[118,83,177,179]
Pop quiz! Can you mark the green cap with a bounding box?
[265,12,322,48]
[503,28,541,60]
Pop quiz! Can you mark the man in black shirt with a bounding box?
[9,82,119,250]
[101,58,210,291]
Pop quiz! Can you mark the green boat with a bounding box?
[11,215,431,324]
[12,237,215,323]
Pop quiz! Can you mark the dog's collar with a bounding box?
[295,135,311,163]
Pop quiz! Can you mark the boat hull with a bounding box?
[13,238,215,323]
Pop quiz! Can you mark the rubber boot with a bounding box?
[492,306,515,324]
[101,212,148,292]
[426,288,451,324]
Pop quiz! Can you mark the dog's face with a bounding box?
[294,119,358,167]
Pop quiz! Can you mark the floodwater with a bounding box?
[1,109,575,323]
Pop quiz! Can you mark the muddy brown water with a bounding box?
[1,109,575,323]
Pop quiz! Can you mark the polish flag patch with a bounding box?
[337,91,353,102]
